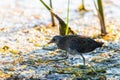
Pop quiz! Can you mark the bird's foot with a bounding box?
[63,55,68,60]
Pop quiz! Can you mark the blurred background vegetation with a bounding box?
[40,0,107,36]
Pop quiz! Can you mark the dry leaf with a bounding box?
[92,56,105,63]
[102,33,118,41]
[99,53,110,58]
[9,67,15,71]
[0,71,11,78]
[34,43,42,47]
[9,49,20,55]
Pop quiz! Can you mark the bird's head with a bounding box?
[48,36,63,44]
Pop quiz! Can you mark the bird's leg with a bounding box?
[64,51,69,59]
[80,53,85,65]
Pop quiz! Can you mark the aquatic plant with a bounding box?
[65,0,70,35]
[94,0,107,35]
[40,0,75,35]
[79,0,87,11]
[49,0,56,26]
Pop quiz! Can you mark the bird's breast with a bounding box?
[57,43,67,50]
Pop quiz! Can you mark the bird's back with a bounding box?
[57,35,103,53]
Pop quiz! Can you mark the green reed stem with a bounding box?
[66,0,70,35]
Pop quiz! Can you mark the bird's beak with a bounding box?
[48,41,52,44]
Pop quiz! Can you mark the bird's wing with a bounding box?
[68,37,96,53]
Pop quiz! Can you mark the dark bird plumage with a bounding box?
[48,35,104,65]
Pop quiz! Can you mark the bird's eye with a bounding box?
[53,38,55,41]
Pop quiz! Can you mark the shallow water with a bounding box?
[0,0,120,79]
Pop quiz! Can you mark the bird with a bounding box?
[48,35,104,65]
